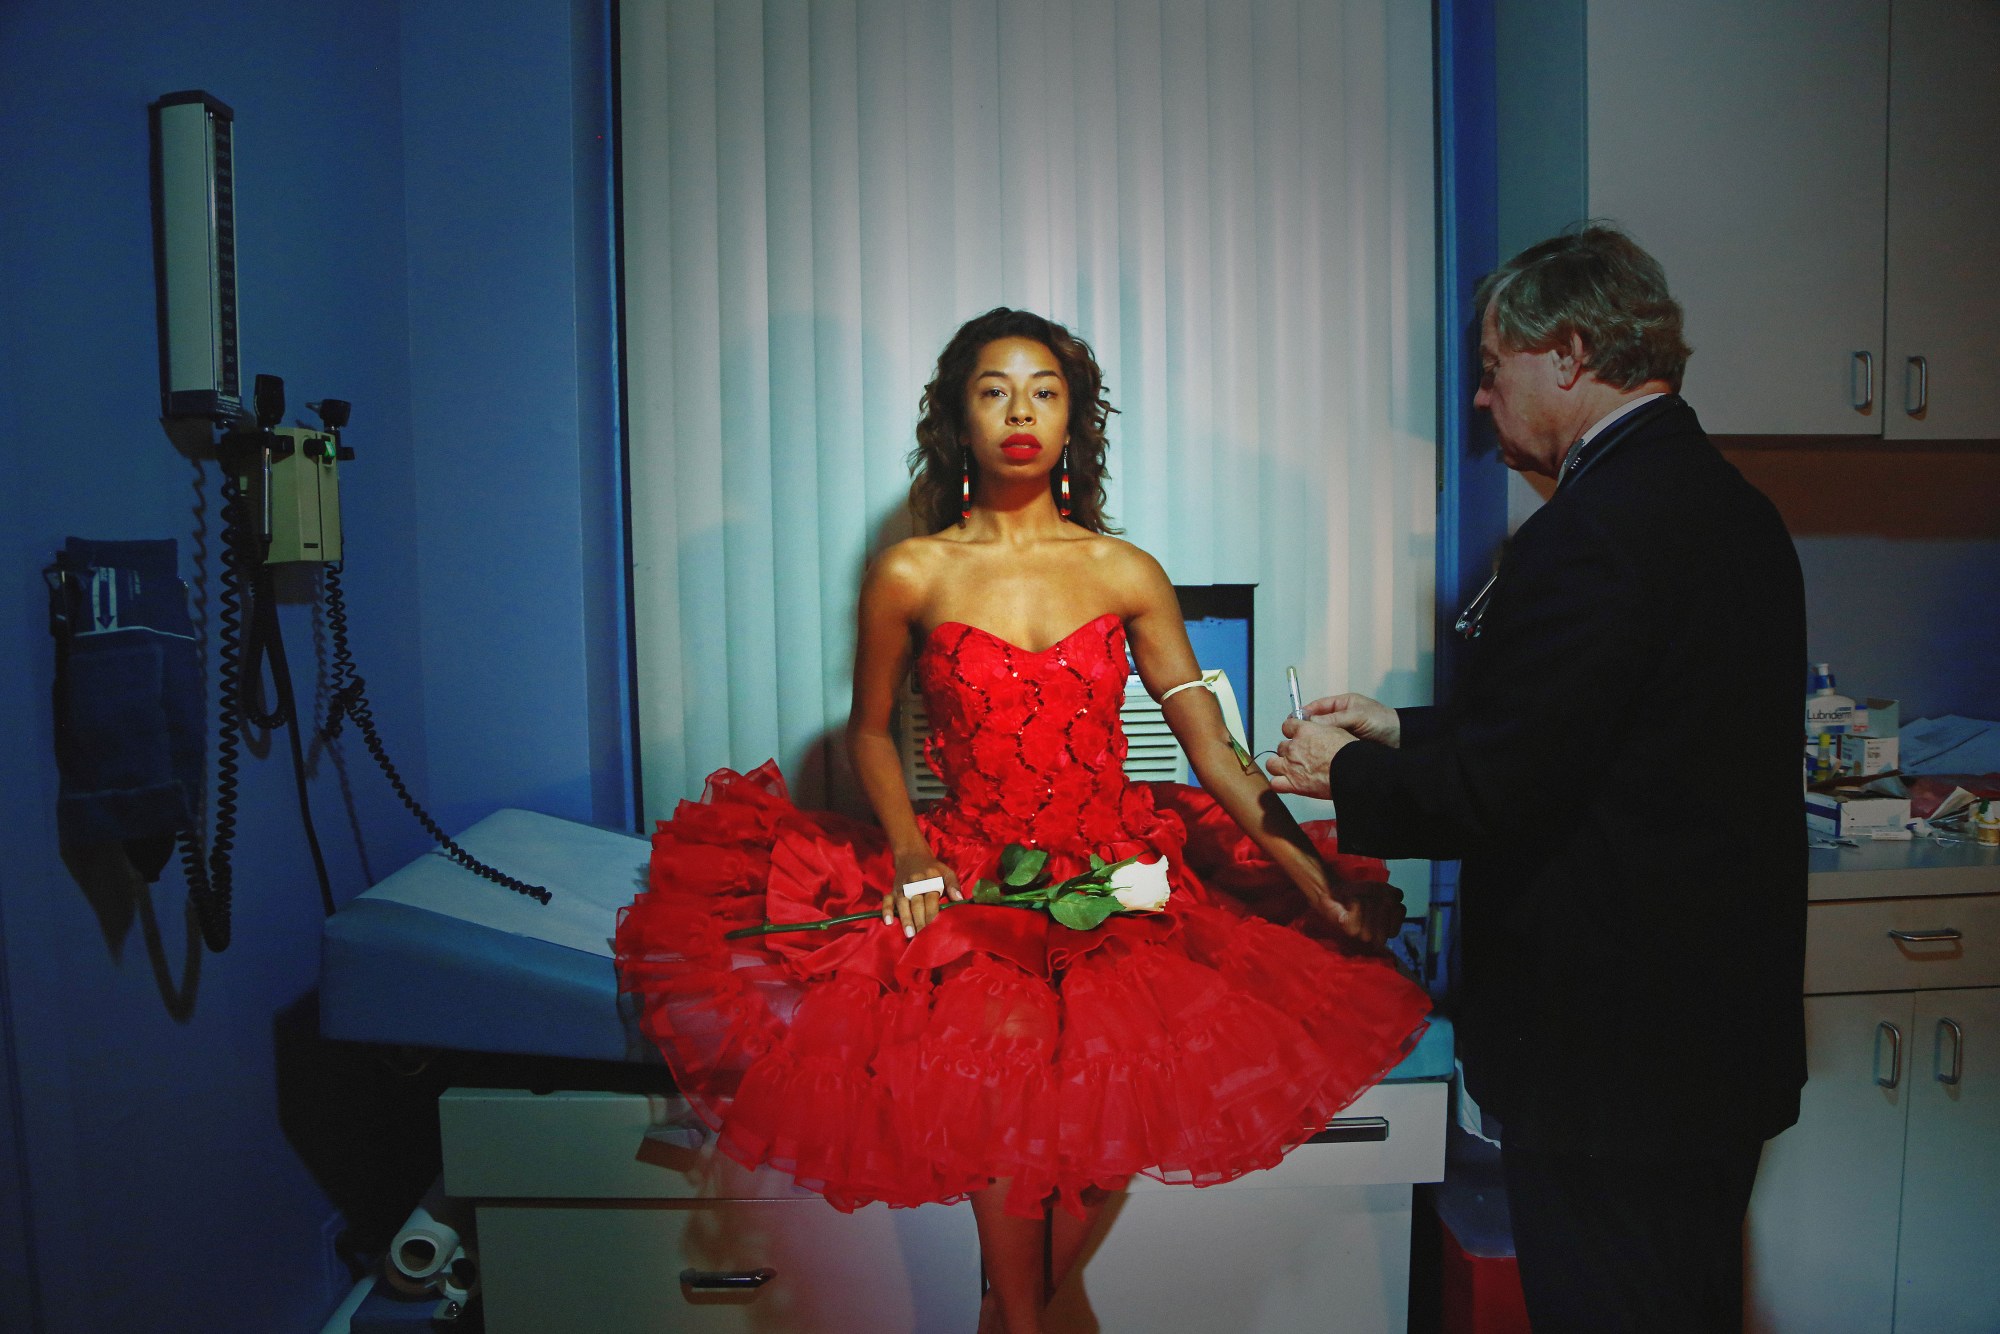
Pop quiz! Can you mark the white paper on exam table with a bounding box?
[361,808,648,958]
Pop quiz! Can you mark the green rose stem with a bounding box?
[720,845,1144,941]
[722,889,1049,940]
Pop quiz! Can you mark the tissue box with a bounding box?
[1806,788,1912,839]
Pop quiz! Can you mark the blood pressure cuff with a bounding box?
[45,538,204,879]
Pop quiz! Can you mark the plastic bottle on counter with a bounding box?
[1974,801,2000,847]
[1805,663,1854,741]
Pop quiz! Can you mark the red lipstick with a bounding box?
[1000,433,1041,461]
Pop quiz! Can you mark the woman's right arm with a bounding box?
[846,544,961,935]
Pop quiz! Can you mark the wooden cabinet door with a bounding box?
[1893,987,2000,1331]
[1745,991,1912,1333]
[1883,0,2000,440]
[1585,0,1890,436]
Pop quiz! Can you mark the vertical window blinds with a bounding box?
[620,0,1437,818]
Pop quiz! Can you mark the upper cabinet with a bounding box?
[1591,0,1889,437]
[1496,0,2000,439]
[1882,0,2000,439]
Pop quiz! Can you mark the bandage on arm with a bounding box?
[1158,677,1256,772]
[1159,678,1213,704]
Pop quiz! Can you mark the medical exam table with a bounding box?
[322,809,1453,1333]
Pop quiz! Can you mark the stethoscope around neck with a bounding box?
[1451,393,1682,641]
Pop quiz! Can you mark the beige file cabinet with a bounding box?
[1745,839,2000,1332]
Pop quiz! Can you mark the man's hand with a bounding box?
[1301,692,1401,748]
[1265,715,1356,798]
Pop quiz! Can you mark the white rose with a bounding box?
[1107,857,1172,913]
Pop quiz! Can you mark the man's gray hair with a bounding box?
[1476,224,1692,392]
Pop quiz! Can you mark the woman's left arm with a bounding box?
[1121,549,1403,947]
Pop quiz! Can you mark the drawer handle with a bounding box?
[1888,928,1962,945]
[1876,1021,1903,1089]
[1936,1017,1964,1087]
[1851,350,1873,411]
[1307,1116,1390,1145]
[681,1267,776,1291]
[1905,354,1929,416]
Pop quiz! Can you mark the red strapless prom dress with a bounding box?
[615,613,1430,1219]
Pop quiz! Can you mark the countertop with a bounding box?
[1807,833,2000,901]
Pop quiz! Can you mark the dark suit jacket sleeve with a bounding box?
[1326,503,1657,861]
[1395,705,1438,747]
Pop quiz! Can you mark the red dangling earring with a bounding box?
[960,448,972,525]
[1057,445,1072,520]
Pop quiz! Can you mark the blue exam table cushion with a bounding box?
[321,809,649,1061]
[320,809,1453,1080]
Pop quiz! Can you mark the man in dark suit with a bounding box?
[1267,226,1807,1332]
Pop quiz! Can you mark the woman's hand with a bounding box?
[1302,877,1407,949]
[883,848,964,939]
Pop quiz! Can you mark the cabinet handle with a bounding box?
[1888,927,1962,944]
[1905,355,1929,416]
[1307,1116,1391,1144]
[681,1267,777,1291]
[1936,1017,1964,1086]
[1851,351,1874,411]
[1876,1021,1903,1089]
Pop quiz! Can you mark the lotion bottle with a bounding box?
[1805,663,1854,742]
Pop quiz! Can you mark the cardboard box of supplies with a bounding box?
[1806,788,1912,839]
[1848,697,1900,738]
[1838,733,1900,776]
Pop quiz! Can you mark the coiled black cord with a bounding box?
[320,563,552,905]
[196,473,249,952]
[202,467,341,939]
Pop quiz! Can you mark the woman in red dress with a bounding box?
[616,308,1431,1334]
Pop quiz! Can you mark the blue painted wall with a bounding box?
[1795,536,2000,721]
[401,0,629,836]
[0,1,623,1329]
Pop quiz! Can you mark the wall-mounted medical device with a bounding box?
[218,375,351,565]
[135,92,550,954]
[150,90,242,426]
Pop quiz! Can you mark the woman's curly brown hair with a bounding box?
[908,308,1120,534]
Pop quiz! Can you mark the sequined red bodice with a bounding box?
[916,612,1146,854]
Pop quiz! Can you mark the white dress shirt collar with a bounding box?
[1559,392,1669,477]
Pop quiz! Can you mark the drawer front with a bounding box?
[1125,1080,1446,1192]
[1804,893,2000,994]
[478,1197,978,1334]
[443,1079,1446,1201]
[441,1088,807,1201]
[1046,1183,1413,1333]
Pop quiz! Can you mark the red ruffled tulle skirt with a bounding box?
[615,762,1431,1220]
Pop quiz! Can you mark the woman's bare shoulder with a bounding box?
[1076,532,1169,585]
[863,533,956,603]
